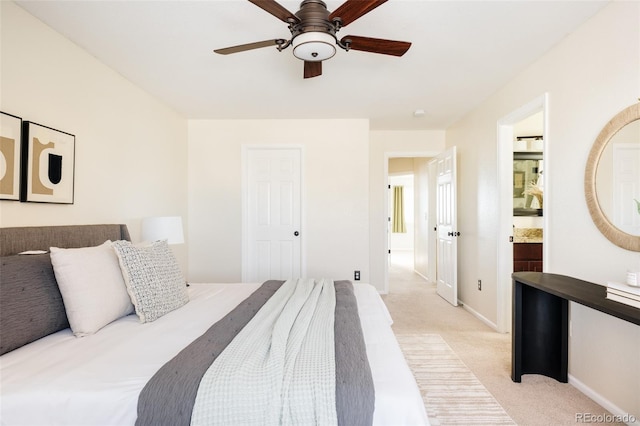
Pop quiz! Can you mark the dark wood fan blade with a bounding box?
[248,0,299,23]
[329,0,387,27]
[304,61,322,79]
[340,35,411,56]
[214,39,281,55]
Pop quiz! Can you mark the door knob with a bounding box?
[294,231,299,236]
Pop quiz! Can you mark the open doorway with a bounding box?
[496,94,549,333]
[385,155,432,293]
[388,173,415,271]
[512,114,544,273]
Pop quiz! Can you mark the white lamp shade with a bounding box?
[292,32,336,61]
[141,216,184,244]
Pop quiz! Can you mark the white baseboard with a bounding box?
[413,269,429,281]
[569,374,639,426]
[458,299,499,331]
[452,301,637,425]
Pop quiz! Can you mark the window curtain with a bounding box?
[392,186,406,233]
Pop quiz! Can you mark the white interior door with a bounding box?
[435,146,458,306]
[246,148,301,282]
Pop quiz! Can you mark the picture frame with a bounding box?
[21,121,75,204]
[513,171,525,198]
[0,112,23,201]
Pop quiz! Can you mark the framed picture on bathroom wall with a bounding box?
[0,112,23,201]
[513,171,525,198]
[21,121,75,204]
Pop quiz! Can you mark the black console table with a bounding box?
[512,272,640,383]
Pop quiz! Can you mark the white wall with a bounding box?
[447,2,639,418]
[187,119,369,284]
[369,130,445,292]
[0,2,189,268]
[414,158,431,278]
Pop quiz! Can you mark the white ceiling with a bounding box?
[16,0,608,130]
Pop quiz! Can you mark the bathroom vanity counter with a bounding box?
[513,228,543,272]
[513,227,542,243]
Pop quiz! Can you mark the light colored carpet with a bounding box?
[384,250,626,425]
[397,333,515,426]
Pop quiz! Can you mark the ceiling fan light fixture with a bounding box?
[292,32,336,62]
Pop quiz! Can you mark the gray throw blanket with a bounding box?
[136,280,374,426]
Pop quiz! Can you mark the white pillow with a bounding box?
[18,250,48,255]
[112,239,188,323]
[50,241,134,337]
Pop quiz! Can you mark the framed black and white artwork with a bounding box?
[0,112,23,201]
[21,121,75,204]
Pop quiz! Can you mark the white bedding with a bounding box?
[0,282,428,426]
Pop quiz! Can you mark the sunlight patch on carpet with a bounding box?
[396,333,515,425]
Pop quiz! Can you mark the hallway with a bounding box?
[382,260,622,425]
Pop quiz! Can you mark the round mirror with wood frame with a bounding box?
[584,102,640,251]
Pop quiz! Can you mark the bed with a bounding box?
[0,224,428,426]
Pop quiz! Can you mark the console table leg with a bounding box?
[512,279,523,382]
[512,278,569,383]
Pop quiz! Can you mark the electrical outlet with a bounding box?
[354,270,360,281]
[478,279,482,291]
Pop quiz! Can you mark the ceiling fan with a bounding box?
[214,0,411,79]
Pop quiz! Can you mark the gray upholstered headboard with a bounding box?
[0,224,131,355]
[0,224,130,256]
